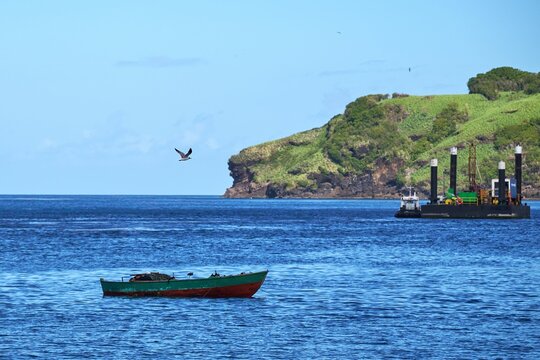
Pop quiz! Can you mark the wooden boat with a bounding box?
[100,270,268,298]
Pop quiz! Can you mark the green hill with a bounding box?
[225,68,540,198]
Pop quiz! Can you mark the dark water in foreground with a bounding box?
[0,196,539,359]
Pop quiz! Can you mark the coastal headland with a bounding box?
[225,67,540,199]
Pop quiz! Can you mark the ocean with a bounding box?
[0,195,538,359]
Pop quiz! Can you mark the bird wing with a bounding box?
[186,148,192,157]
[175,148,185,157]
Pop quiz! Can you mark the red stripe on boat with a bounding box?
[103,281,264,298]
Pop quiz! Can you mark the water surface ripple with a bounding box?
[0,196,539,358]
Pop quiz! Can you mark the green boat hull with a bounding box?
[100,270,268,298]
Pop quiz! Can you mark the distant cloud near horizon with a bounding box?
[116,56,204,68]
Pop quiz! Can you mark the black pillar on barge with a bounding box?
[430,159,438,204]
[498,161,506,205]
[515,145,522,204]
[449,147,457,196]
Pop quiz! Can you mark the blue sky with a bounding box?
[1,0,539,195]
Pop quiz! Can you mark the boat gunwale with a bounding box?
[100,270,268,284]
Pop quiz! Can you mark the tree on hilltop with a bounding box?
[468,67,540,100]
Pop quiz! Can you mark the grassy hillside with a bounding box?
[229,91,540,197]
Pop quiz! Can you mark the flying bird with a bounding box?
[175,147,192,161]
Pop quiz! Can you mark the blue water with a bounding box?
[0,196,539,359]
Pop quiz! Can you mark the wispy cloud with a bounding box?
[36,112,165,159]
[116,56,204,68]
[319,69,362,77]
[318,60,431,78]
[38,138,60,151]
[319,59,386,77]
[359,59,386,66]
[38,133,161,158]
[34,110,224,163]
[175,112,222,151]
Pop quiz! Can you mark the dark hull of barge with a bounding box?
[420,204,530,219]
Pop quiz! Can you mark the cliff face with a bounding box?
[224,158,267,198]
[224,89,540,199]
[224,156,404,198]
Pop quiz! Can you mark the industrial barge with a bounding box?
[396,145,531,219]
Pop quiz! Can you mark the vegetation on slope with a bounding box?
[228,68,540,197]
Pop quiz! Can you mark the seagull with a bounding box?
[175,147,192,161]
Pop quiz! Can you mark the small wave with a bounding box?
[66,227,165,232]
[0,197,74,201]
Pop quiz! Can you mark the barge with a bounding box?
[396,145,531,219]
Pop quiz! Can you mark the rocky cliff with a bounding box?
[225,155,405,198]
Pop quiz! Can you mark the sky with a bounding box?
[1,0,539,195]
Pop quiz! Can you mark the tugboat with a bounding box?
[395,187,422,218]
